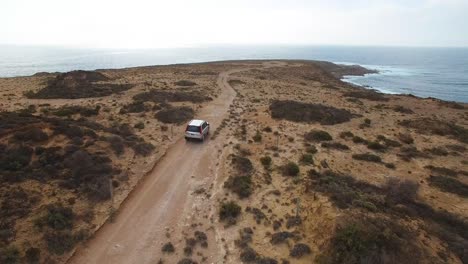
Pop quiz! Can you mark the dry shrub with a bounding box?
[119,101,148,114]
[400,118,468,143]
[393,105,414,114]
[219,201,241,226]
[425,165,458,177]
[290,243,312,258]
[231,155,254,176]
[317,216,420,264]
[342,90,389,102]
[281,162,300,177]
[352,153,382,163]
[134,89,210,103]
[384,178,419,204]
[27,70,132,99]
[398,133,414,144]
[224,175,252,198]
[428,176,468,198]
[321,142,350,150]
[270,100,353,125]
[174,80,197,86]
[155,106,194,124]
[305,130,333,142]
[398,146,430,161]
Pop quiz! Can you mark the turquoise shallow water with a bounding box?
[1,45,467,102]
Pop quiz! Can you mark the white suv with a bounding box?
[185,119,210,142]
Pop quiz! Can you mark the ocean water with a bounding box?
[1,45,467,103]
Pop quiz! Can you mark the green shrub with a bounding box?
[224,175,252,198]
[232,156,254,176]
[305,130,333,142]
[352,153,382,163]
[46,205,74,230]
[44,230,76,255]
[175,80,197,86]
[162,242,175,253]
[367,141,387,151]
[318,217,416,264]
[342,90,389,101]
[253,131,262,142]
[133,142,155,156]
[321,142,350,150]
[270,100,354,125]
[290,243,312,258]
[339,131,354,139]
[0,146,33,171]
[219,201,241,225]
[282,162,300,176]
[352,136,368,144]
[300,154,314,164]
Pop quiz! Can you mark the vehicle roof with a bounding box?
[188,119,205,126]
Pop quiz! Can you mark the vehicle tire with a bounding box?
[201,135,205,142]
[185,137,189,141]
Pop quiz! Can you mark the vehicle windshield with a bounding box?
[186,125,200,132]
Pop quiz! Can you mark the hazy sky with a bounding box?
[1,0,467,48]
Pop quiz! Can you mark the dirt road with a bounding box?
[68,64,264,264]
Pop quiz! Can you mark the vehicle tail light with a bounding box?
[200,126,203,134]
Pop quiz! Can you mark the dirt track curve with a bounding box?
[68,62,285,264]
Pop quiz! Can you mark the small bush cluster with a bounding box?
[281,162,300,177]
[119,101,148,114]
[224,175,252,198]
[219,201,241,226]
[400,118,468,144]
[342,90,389,102]
[398,146,429,161]
[35,204,74,231]
[321,142,349,150]
[428,176,468,198]
[304,130,333,142]
[252,131,262,142]
[162,242,175,253]
[49,105,100,117]
[174,80,197,86]
[300,154,314,164]
[27,70,132,99]
[155,106,194,124]
[317,216,417,264]
[398,133,414,144]
[260,156,272,169]
[352,153,382,163]
[270,100,354,125]
[134,89,210,104]
[290,243,312,258]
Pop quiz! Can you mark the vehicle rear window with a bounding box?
[186,125,200,132]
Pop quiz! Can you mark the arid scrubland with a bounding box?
[0,61,467,264]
